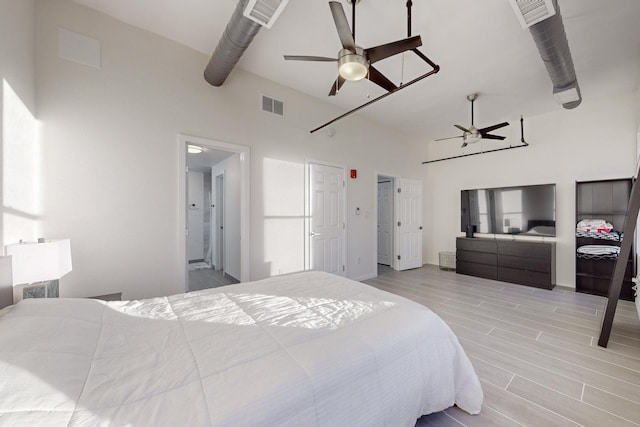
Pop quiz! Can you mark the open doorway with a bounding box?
[178,135,250,292]
[186,148,238,291]
[377,175,395,269]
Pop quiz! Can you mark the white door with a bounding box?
[377,180,393,265]
[396,178,423,270]
[309,163,346,276]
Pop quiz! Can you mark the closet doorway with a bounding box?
[377,175,395,267]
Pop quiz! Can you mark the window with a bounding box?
[501,190,523,233]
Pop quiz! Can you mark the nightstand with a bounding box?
[13,280,59,303]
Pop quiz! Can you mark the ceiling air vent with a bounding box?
[261,95,284,117]
[508,0,556,28]
[243,0,290,29]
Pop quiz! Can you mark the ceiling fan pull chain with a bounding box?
[400,52,406,86]
[367,63,371,98]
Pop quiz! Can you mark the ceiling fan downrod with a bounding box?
[468,93,477,126]
[407,0,413,37]
[520,115,529,146]
[346,0,360,42]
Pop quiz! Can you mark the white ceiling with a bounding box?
[187,146,234,172]
[73,0,640,141]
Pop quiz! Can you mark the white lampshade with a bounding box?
[5,239,72,285]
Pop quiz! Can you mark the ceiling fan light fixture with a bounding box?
[338,48,368,81]
[464,134,482,145]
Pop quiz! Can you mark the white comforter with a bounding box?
[0,271,482,426]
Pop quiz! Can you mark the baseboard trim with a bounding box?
[352,272,377,282]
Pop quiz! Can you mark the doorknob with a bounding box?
[310,232,320,236]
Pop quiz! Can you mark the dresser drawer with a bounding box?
[497,240,552,259]
[456,238,497,254]
[498,254,550,273]
[498,267,552,289]
[456,261,497,280]
[457,249,497,265]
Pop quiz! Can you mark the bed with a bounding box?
[0,271,483,426]
[526,220,556,236]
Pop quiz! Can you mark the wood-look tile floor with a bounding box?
[363,264,640,427]
[188,266,239,292]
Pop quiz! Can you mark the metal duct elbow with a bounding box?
[204,0,262,87]
[528,0,581,109]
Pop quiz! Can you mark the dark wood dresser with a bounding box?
[456,237,556,290]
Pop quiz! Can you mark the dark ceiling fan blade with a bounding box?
[435,135,464,141]
[284,55,337,62]
[365,35,422,64]
[454,124,470,133]
[366,65,397,93]
[482,134,506,140]
[329,1,355,51]
[328,75,346,96]
[479,121,509,134]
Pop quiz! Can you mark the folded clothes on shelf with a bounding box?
[576,219,614,233]
[575,230,623,241]
[576,244,620,260]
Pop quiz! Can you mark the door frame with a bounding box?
[178,134,250,291]
[214,171,225,272]
[305,159,347,275]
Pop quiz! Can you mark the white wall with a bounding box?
[0,0,36,119]
[423,92,639,288]
[187,171,204,261]
[0,0,36,307]
[35,0,423,299]
[211,154,241,280]
[1,0,38,248]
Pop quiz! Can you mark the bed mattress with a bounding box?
[0,271,482,426]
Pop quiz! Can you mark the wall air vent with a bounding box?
[261,95,284,117]
[243,0,290,29]
[508,0,556,28]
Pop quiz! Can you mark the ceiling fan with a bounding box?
[437,94,510,148]
[283,0,422,96]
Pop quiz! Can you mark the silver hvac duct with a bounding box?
[204,0,262,87]
[528,0,581,109]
